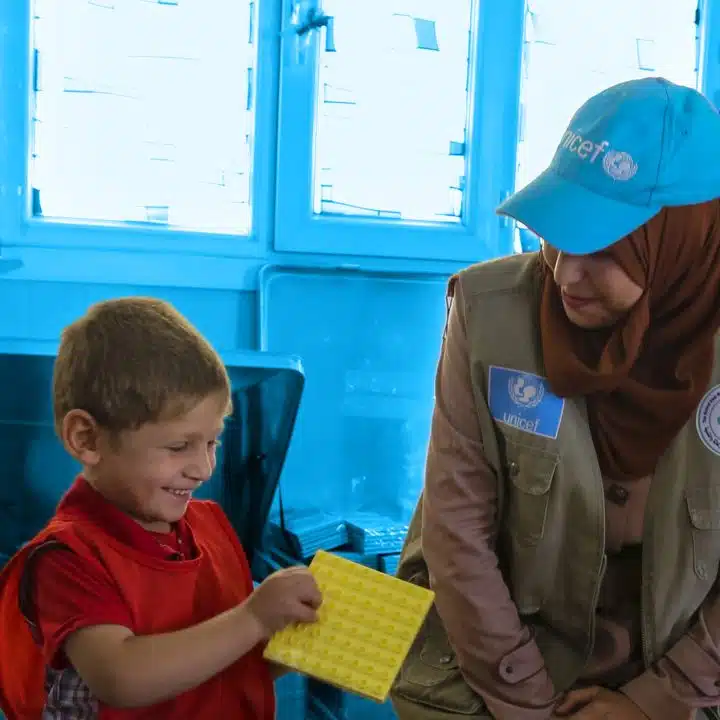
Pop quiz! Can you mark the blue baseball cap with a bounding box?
[497,77,720,255]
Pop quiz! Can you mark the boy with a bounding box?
[0,297,322,719]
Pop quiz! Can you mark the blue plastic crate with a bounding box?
[275,672,307,720]
[345,513,408,555]
[268,509,348,559]
[344,695,398,719]
[379,553,401,576]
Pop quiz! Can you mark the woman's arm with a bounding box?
[621,588,720,719]
[422,279,556,719]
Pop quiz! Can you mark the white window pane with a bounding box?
[516,0,699,197]
[30,0,256,234]
[313,0,473,223]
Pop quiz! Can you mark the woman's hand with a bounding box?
[552,686,648,719]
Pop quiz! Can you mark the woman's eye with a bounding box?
[167,443,188,452]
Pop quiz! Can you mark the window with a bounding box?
[313,0,472,223]
[274,0,526,261]
[515,0,700,250]
[4,0,719,264]
[30,0,257,235]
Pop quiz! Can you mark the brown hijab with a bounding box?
[540,199,720,482]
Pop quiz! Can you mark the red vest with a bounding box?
[0,500,274,719]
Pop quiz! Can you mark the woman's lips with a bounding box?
[561,291,595,310]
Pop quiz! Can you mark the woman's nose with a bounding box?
[554,251,585,286]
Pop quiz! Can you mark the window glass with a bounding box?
[517,0,699,196]
[313,0,474,223]
[30,0,256,234]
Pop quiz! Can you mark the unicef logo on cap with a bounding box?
[508,373,545,410]
[697,385,720,456]
[602,150,638,181]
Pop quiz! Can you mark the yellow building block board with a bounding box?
[263,550,434,702]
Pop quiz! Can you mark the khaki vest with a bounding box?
[391,253,720,716]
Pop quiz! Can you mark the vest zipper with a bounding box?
[585,452,608,667]
[641,579,652,667]
[639,458,658,668]
[586,552,607,662]
[640,526,653,667]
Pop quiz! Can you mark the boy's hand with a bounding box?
[245,566,322,638]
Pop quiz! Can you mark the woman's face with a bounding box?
[542,242,644,329]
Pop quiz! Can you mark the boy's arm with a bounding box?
[33,546,320,708]
[65,607,265,708]
[32,547,265,708]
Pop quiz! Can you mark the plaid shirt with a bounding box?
[43,666,97,719]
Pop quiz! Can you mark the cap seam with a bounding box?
[648,82,672,206]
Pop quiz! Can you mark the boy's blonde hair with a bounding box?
[53,297,231,434]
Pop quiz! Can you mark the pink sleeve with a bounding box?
[421,280,556,719]
[622,590,720,719]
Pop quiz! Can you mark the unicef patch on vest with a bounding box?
[697,385,720,456]
[488,366,565,439]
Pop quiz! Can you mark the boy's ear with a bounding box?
[61,410,104,466]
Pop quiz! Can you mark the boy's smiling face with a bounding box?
[62,391,228,532]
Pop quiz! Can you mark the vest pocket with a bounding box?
[504,441,558,547]
[392,606,486,715]
[686,491,720,583]
[500,440,558,612]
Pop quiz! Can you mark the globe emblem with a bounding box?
[508,374,544,409]
[602,150,638,182]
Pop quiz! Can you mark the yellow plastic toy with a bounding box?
[263,550,434,702]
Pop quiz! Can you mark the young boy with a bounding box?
[0,297,322,719]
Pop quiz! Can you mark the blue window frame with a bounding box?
[0,0,281,259]
[699,0,720,109]
[274,0,526,262]
[0,0,719,271]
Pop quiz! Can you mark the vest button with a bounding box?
[606,484,629,507]
[509,462,520,477]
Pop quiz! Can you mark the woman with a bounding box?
[390,77,720,720]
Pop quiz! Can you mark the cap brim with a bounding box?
[497,168,662,255]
